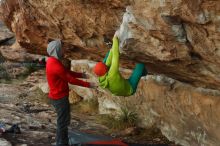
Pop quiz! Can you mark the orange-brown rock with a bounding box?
[0,0,219,90]
[0,21,13,44]
[0,1,220,145]
[70,60,220,146]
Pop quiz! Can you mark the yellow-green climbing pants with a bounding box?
[103,50,147,95]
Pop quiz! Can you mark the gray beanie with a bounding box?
[47,40,62,60]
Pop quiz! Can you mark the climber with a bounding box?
[46,40,96,146]
[93,33,147,96]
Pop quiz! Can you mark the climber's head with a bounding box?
[93,62,108,77]
[47,40,65,60]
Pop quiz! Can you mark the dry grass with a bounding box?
[27,87,50,104]
[72,98,99,115]
[96,107,138,130]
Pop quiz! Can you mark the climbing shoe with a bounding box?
[142,66,148,76]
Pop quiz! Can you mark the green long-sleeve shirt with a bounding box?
[98,37,133,96]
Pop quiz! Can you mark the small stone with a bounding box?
[117,127,138,136]
[153,138,161,142]
[0,138,12,146]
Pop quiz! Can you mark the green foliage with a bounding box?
[21,63,38,77]
[17,63,41,80]
[0,64,11,83]
[118,107,138,127]
[97,107,138,130]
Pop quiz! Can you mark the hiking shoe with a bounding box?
[5,124,21,134]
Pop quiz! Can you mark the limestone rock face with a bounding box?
[70,60,220,146]
[0,0,128,58]
[0,21,13,44]
[0,0,220,90]
[116,0,220,91]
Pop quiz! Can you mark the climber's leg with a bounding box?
[102,49,113,68]
[102,50,111,63]
[128,63,147,94]
[103,50,110,63]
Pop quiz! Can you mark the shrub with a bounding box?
[97,107,138,130]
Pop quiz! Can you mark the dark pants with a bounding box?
[51,96,70,146]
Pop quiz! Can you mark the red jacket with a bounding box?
[46,57,90,100]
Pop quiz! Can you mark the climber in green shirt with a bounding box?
[93,35,147,96]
